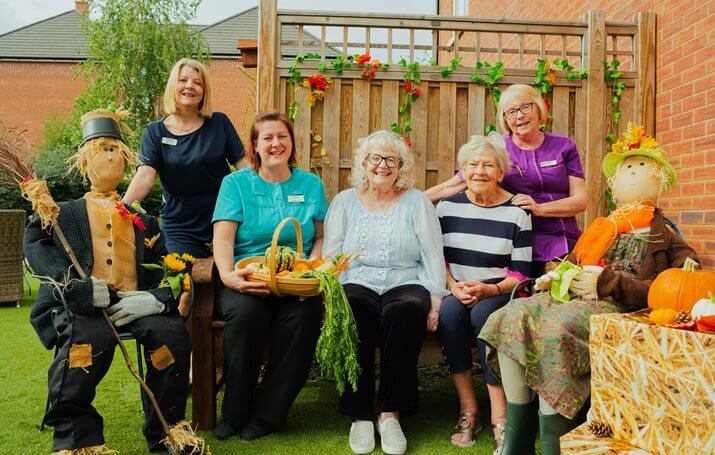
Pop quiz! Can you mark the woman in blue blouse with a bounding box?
[323,130,448,455]
[211,111,328,441]
[124,58,245,258]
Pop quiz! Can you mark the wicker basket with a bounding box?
[0,210,26,304]
[235,217,325,297]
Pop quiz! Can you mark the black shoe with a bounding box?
[214,421,239,440]
[239,419,274,441]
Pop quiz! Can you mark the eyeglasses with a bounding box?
[367,154,401,168]
[503,103,534,120]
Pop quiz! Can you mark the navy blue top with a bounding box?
[139,112,245,257]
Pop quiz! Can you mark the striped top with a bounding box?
[436,192,532,282]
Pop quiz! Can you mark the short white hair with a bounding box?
[457,133,511,173]
[350,130,415,190]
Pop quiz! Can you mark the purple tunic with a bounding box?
[502,133,584,262]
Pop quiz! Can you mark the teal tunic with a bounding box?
[212,167,328,262]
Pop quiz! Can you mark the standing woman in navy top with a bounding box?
[123,58,245,258]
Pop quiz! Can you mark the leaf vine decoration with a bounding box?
[534,58,588,131]
[471,61,504,133]
[287,52,321,120]
[440,56,463,78]
[603,59,625,143]
[390,57,423,147]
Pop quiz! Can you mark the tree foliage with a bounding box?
[28,0,210,214]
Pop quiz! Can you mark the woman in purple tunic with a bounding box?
[426,84,587,276]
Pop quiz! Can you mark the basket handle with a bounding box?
[267,217,303,296]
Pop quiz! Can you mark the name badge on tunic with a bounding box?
[287,195,305,203]
[539,160,558,168]
[161,137,178,146]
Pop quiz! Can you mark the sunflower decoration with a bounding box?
[142,252,196,298]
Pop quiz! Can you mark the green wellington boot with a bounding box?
[538,411,583,455]
[500,399,539,455]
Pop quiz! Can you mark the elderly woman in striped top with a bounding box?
[436,133,532,454]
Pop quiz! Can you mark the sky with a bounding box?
[0,0,438,35]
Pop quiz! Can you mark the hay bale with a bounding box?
[562,423,653,454]
[589,312,715,454]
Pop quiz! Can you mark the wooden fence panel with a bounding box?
[257,1,654,226]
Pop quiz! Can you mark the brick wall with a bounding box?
[0,61,85,147]
[440,0,714,268]
[208,58,257,140]
[0,58,257,148]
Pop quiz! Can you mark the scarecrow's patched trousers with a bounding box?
[45,309,190,452]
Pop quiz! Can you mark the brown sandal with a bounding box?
[451,412,482,447]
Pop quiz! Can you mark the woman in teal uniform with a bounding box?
[211,110,328,441]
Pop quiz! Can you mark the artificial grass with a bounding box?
[1,279,500,454]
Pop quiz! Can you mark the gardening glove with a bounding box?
[107,290,165,327]
[534,270,560,291]
[91,277,111,308]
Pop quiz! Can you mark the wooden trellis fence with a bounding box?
[256,0,655,226]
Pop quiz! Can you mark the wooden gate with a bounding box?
[256,0,655,226]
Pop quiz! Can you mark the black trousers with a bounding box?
[217,287,322,429]
[339,284,430,420]
[46,310,191,451]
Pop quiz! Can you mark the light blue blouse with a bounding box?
[322,188,449,298]
[212,167,328,262]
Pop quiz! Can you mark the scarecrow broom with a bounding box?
[0,122,208,455]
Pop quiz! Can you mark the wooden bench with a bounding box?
[190,258,446,430]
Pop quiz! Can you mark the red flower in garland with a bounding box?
[362,69,376,80]
[412,86,423,97]
[403,136,412,148]
[115,201,146,232]
[307,74,330,91]
[404,80,412,93]
[355,53,371,65]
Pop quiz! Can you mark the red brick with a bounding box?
[700,256,715,269]
[693,74,715,93]
[671,112,693,128]
[691,225,715,238]
[697,45,715,66]
[694,165,715,181]
[694,105,715,123]
[683,34,709,55]
[680,181,705,195]
[672,82,694,101]
[658,127,681,144]
[682,152,705,167]
[659,73,683,91]
[695,135,715,150]
[681,210,704,225]
[671,140,694,156]
[705,211,715,224]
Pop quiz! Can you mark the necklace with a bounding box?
[171,115,203,132]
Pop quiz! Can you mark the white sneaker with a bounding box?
[377,417,407,455]
[349,420,375,454]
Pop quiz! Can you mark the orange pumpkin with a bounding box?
[648,258,715,312]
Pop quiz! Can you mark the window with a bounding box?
[453,0,468,16]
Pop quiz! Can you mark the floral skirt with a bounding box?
[478,292,619,419]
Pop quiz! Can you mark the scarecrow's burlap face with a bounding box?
[81,137,127,193]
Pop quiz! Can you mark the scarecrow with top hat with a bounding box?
[477,123,698,455]
[18,109,200,454]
